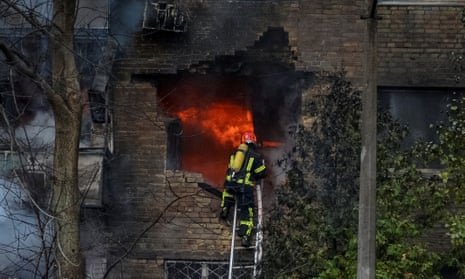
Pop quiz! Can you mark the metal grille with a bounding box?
[164,260,252,279]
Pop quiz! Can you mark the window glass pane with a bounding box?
[0,0,51,28]
[75,0,108,29]
[379,88,458,147]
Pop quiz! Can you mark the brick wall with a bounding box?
[107,82,166,223]
[105,169,231,278]
[105,82,231,278]
[290,1,366,83]
[104,1,465,277]
[116,2,465,88]
[115,0,367,84]
[377,4,465,87]
[126,170,230,260]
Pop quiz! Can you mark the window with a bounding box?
[75,0,109,29]
[0,0,52,28]
[378,87,461,148]
[143,0,187,32]
[165,260,253,279]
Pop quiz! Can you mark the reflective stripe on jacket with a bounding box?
[225,149,266,186]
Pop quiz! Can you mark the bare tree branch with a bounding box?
[0,40,53,94]
[102,190,201,279]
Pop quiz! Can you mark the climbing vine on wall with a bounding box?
[262,72,465,278]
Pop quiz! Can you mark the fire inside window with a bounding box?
[143,1,187,32]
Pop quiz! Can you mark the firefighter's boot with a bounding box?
[220,207,229,219]
[219,207,232,226]
[241,235,251,248]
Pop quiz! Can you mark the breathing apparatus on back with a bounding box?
[231,143,248,174]
[228,131,257,181]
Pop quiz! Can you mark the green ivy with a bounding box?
[263,72,362,278]
[262,73,465,278]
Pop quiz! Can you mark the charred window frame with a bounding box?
[142,0,187,32]
[164,117,181,170]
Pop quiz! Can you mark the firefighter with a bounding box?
[219,131,267,247]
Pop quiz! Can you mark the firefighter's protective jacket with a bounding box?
[225,145,266,187]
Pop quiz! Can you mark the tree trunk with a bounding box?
[51,105,83,278]
[49,0,84,278]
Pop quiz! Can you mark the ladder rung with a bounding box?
[227,186,264,279]
[234,246,254,250]
[232,265,254,269]
[232,226,257,232]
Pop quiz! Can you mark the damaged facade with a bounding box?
[1,0,465,278]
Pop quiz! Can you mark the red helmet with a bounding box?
[242,131,257,144]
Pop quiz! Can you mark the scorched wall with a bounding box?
[102,1,465,277]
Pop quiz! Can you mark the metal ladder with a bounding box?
[227,183,264,279]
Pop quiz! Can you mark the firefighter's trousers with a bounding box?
[221,183,254,237]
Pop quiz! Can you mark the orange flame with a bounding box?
[262,141,282,147]
[175,101,254,186]
[177,102,253,147]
